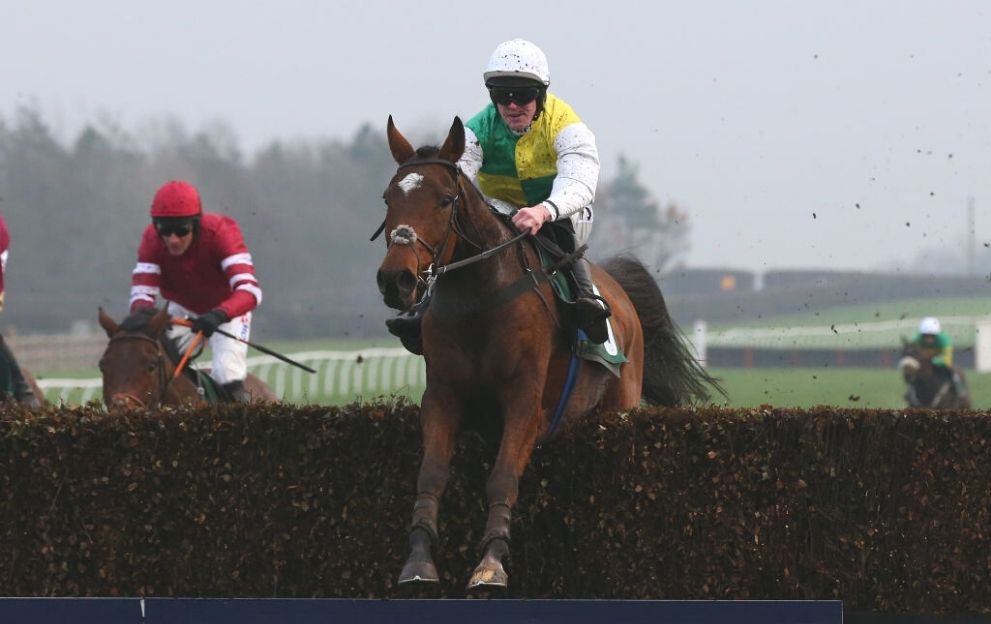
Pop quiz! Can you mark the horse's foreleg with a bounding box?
[467,498,513,588]
[399,492,441,585]
[467,391,543,590]
[398,389,459,586]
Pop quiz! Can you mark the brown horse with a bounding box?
[375,116,720,590]
[898,339,970,409]
[21,370,45,407]
[97,307,277,408]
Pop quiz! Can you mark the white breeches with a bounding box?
[570,205,594,247]
[165,301,251,385]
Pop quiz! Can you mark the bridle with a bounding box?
[104,331,173,408]
[371,157,527,310]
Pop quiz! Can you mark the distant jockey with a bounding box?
[908,316,966,401]
[129,180,262,402]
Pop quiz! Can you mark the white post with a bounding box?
[692,319,708,369]
[976,318,991,372]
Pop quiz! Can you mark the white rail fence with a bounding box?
[38,348,425,406]
[31,315,991,403]
[691,316,991,371]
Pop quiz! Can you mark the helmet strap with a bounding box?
[532,88,548,123]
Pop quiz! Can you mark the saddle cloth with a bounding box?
[535,245,627,378]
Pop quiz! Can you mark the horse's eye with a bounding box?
[439,196,453,208]
[147,363,157,374]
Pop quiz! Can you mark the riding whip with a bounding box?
[172,318,317,374]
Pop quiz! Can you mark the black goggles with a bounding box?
[155,222,194,237]
[488,87,541,106]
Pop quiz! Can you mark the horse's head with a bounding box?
[897,338,930,385]
[98,307,174,408]
[375,116,467,311]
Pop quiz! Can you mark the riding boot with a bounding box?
[0,335,40,408]
[571,257,611,344]
[385,296,430,356]
[952,371,968,400]
[222,380,252,404]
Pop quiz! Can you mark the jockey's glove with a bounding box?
[191,309,229,337]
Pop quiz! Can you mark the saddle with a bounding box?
[184,367,234,403]
[529,229,627,378]
[161,335,234,403]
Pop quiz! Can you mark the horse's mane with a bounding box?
[118,307,159,332]
[118,308,182,364]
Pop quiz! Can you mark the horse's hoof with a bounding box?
[398,560,439,585]
[466,560,508,589]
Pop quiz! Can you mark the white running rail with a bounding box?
[37,348,425,405]
[691,316,991,370]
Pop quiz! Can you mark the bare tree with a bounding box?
[591,155,690,273]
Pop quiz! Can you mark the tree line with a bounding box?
[0,107,688,338]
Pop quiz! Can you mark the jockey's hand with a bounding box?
[511,203,551,236]
[191,309,229,337]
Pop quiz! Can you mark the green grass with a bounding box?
[257,336,403,353]
[713,296,991,330]
[710,367,991,409]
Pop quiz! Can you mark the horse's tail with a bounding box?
[601,255,725,406]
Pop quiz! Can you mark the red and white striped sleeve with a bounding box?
[130,226,161,311]
[0,213,10,308]
[215,219,261,319]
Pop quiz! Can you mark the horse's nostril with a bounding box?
[397,271,416,293]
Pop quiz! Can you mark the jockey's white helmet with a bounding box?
[483,39,551,86]
[919,316,941,334]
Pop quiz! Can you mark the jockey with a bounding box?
[910,316,966,399]
[0,212,41,407]
[387,38,610,353]
[129,180,262,402]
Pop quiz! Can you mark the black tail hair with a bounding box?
[600,256,725,406]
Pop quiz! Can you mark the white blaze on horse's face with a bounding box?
[398,173,424,195]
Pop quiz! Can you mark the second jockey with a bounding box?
[129,180,262,402]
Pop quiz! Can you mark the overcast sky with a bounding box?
[3,1,989,274]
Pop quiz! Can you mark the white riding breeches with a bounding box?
[165,301,251,385]
[571,205,594,247]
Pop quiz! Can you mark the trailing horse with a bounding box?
[98,307,276,408]
[898,338,970,409]
[375,116,722,590]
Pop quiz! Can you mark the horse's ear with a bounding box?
[149,308,171,336]
[387,115,416,164]
[438,116,465,163]
[98,307,119,338]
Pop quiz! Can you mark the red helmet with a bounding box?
[150,180,202,218]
